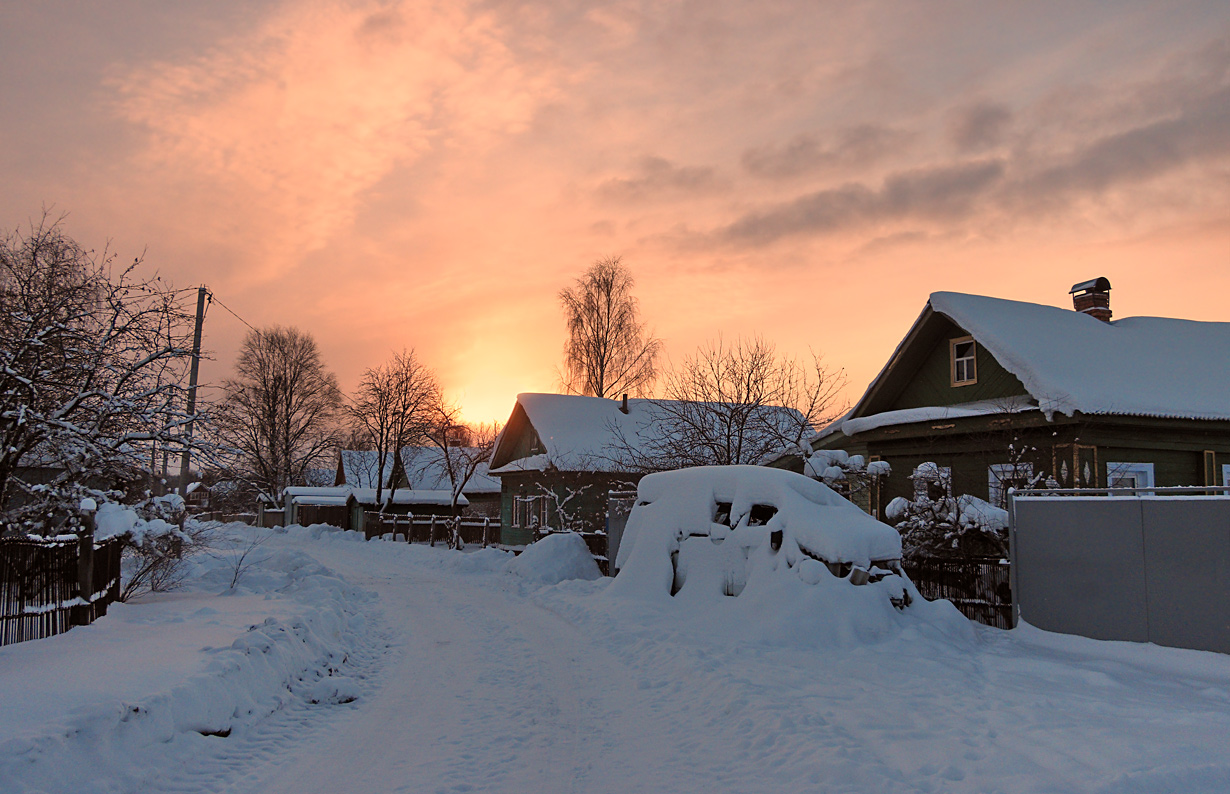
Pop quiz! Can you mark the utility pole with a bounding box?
[179,286,208,485]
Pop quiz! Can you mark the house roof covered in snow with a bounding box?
[843,291,1230,432]
[489,393,809,474]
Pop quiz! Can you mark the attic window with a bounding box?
[950,337,977,386]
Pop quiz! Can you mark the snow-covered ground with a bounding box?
[2,522,1228,793]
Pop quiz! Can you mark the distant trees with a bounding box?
[346,350,438,509]
[559,256,661,398]
[422,395,500,518]
[0,214,206,533]
[607,337,845,471]
[213,326,342,506]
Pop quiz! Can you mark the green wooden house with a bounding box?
[784,280,1230,517]
[487,393,649,546]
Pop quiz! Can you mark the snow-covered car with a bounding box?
[613,465,913,608]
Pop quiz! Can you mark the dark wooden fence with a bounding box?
[1,535,124,646]
[363,513,501,547]
[903,556,1013,629]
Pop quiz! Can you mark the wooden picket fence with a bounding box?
[363,513,501,547]
[1,535,124,646]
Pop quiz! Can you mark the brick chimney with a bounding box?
[1069,277,1112,322]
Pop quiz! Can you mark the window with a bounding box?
[911,463,951,501]
[513,495,550,528]
[988,463,1034,508]
[1223,464,1230,490]
[1106,462,1154,490]
[950,337,977,386]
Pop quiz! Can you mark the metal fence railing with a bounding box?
[903,556,1013,629]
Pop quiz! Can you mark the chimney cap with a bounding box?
[1070,276,1111,295]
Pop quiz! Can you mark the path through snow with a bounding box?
[3,525,1229,793]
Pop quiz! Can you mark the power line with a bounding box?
[208,291,259,334]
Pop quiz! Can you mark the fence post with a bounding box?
[482,517,490,548]
[429,515,437,547]
[72,499,97,627]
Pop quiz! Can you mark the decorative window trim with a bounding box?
[1106,462,1154,490]
[988,462,1034,508]
[950,336,978,387]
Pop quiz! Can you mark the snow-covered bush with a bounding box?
[802,448,890,505]
[95,500,203,601]
[885,463,1009,560]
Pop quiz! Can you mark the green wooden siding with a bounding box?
[891,318,1029,411]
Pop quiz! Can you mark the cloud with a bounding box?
[596,155,722,202]
[741,124,912,179]
[947,101,1013,152]
[109,0,556,281]
[721,159,1005,245]
[1010,83,1230,202]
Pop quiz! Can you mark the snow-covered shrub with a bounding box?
[95,500,203,601]
[802,448,890,507]
[885,463,1009,560]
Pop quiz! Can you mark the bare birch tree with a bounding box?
[347,350,438,510]
[559,256,661,398]
[214,326,342,506]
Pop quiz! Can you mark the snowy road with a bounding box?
[4,525,1230,793]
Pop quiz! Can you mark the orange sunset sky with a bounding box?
[2,1,1228,425]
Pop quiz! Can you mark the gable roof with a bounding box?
[489,392,810,474]
[845,291,1230,429]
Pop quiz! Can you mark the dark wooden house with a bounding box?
[784,280,1230,517]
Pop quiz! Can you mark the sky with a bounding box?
[2,0,1228,424]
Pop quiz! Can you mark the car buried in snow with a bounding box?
[612,465,914,608]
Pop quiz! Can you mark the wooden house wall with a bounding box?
[890,316,1029,411]
[498,471,639,546]
[835,416,1230,516]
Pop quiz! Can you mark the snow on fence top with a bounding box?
[928,291,1230,422]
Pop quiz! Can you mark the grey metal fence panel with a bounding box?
[1140,498,1230,654]
[1012,497,1150,642]
[1012,492,1230,654]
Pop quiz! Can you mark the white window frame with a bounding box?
[950,336,977,386]
[988,463,1034,508]
[1222,464,1230,490]
[913,464,952,501]
[1106,462,1154,490]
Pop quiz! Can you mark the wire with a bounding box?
[208,291,259,334]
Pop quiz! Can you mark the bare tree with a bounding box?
[607,336,845,471]
[559,256,661,398]
[422,396,500,519]
[213,326,342,507]
[347,350,438,510]
[0,213,209,533]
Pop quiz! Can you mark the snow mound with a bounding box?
[606,465,970,647]
[506,532,603,584]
